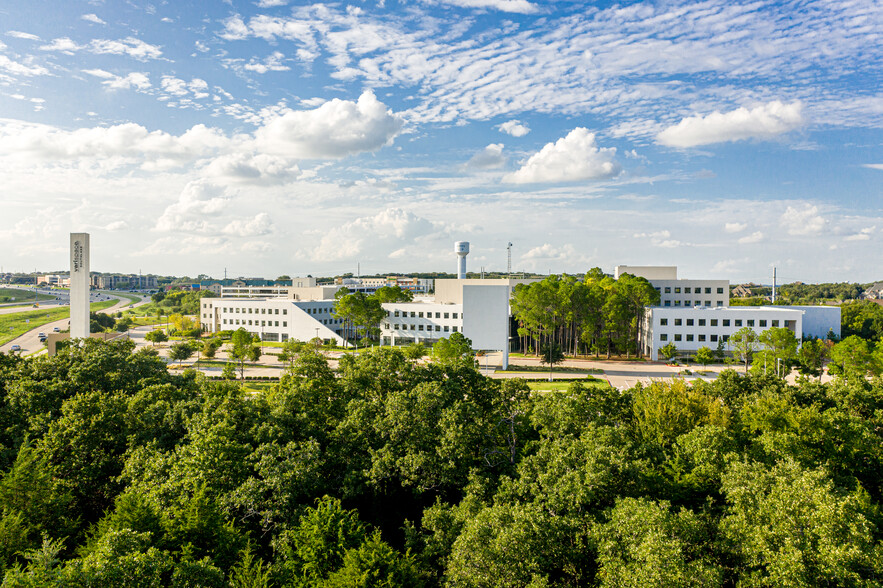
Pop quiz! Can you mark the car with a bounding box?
[10,345,21,352]
[52,327,60,332]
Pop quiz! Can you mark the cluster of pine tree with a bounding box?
[0,339,881,586]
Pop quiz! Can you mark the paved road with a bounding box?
[0,292,149,356]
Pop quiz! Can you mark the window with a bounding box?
[394,310,400,317]
[444,326,449,332]
[660,318,668,326]
[453,313,459,319]
[410,312,416,317]
[711,319,718,326]
[687,319,694,326]
[236,308,240,313]
[717,287,724,294]
[418,325,424,331]
[684,301,691,307]
[664,287,671,293]
[685,287,692,294]
[722,334,730,342]
[665,300,671,306]
[275,321,279,327]
[698,334,706,342]
[283,321,287,327]
[435,325,441,331]
[283,309,287,315]
[747,320,755,327]
[261,320,265,326]
[261,308,265,314]
[734,319,742,327]
[660,334,668,341]
[710,334,718,342]
[698,319,706,326]
[675,318,682,326]
[723,319,730,327]
[435,312,440,318]
[772,320,779,327]
[705,300,711,307]
[686,334,694,342]
[675,300,681,306]
[759,320,767,327]
[675,287,681,293]
[249,308,253,314]
[452,326,459,332]
[418,312,424,318]
[275,309,279,314]
[444,312,450,319]
[674,334,682,341]
[705,287,711,294]
[716,300,723,307]
[248,320,252,326]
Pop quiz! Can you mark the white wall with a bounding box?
[69,233,90,339]
[462,284,510,352]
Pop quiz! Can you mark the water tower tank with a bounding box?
[454,241,470,279]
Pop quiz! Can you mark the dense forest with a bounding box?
[0,338,881,586]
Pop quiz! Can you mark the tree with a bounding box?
[277,339,306,368]
[168,342,194,362]
[694,346,714,368]
[229,328,261,379]
[730,327,759,373]
[430,333,474,369]
[659,342,678,363]
[757,327,799,377]
[333,290,385,344]
[541,341,565,381]
[202,338,222,359]
[221,362,236,380]
[828,335,879,380]
[144,329,168,346]
[797,338,828,380]
[373,285,413,303]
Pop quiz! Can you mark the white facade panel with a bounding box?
[461,285,510,352]
[69,233,90,339]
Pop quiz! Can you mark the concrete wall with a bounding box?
[461,284,510,353]
[69,233,90,339]
[772,305,841,340]
[434,278,540,304]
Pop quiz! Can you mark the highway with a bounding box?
[0,291,150,356]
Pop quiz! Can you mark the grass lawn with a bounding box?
[0,299,117,346]
[106,292,142,305]
[526,379,611,392]
[0,288,56,303]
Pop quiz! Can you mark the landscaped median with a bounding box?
[0,299,117,346]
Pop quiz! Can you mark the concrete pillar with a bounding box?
[70,233,90,339]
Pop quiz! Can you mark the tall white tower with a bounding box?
[454,241,470,279]
[70,233,90,339]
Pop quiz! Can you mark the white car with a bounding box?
[10,345,21,352]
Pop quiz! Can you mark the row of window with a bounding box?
[657,286,725,294]
[660,333,729,343]
[392,310,459,319]
[662,300,724,307]
[223,319,288,327]
[386,323,459,333]
[659,317,781,328]
[219,307,288,315]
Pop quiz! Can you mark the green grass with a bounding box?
[0,288,56,303]
[500,365,605,374]
[0,299,118,346]
[106,292,142,305]
[526,379,611,392]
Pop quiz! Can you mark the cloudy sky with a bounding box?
[0,0,880,282]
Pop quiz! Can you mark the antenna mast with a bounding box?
[507,242,513,279]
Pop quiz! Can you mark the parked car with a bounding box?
[52,327,60,332]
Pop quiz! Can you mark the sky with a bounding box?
[0,0,880,283]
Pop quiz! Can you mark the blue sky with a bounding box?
[0,0,880,282]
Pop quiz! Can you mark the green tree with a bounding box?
[168,342,194,362]
[828,335,879,380]
[145,329,168,346]
[694,346,714,368]
[221,362,236,380]
[277,339,306,368]
[756,327,799,377]
[229,328,260,379]
[659,342,678,362]
[797,338,828,380]
[730,327,759,373]
[429,333,474,369]
[202,338,222,359]
[373,285,413,303]
[540,341,565,381]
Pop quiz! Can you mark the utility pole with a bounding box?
[772,267,777,304]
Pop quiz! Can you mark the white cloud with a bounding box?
[155,181,228,233]
[504,128,620,184]
[7,31,40,41]
[0,55,49,76]
[255,90,403,158]
[433,0,538,14]
[104,220,129,231]
[844,226,875,241]
[862,164,883,171]
[223,213,273,237]
[520,243,593,269]
[243,51,290,73]
[256,0,289,6]
[499,120,530,137]
[81,14,106,25]
[725,222,747,233]
[304,208,439,262]
[737,231,764,244]
[781,204,825,236]
[107,72,151,90]
[466,143,506,169]
[41,36,162,60]
[203,152,299,185]
[657,101,804,147]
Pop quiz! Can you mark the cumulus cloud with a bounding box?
[255,91,403,158]
[520,243,593,269]
[657,101,804,147]
[737,231,764,244]
[256,0,290,7]
[844,227,875,241]
[203,152,299,185]
[504,128,620,184]
[781,204,825,236]
[104,220,129,231]
[0,55,49,76]
[305,208,438,261]
[155,181,228,233]
[725,222,747,233]
[499,120,530,137]
[223,213,273,237]
[466,143,506,169]
[862,164,883,170]
[81,14,106,25]
[86,70,151,90]
[243,51,290,73]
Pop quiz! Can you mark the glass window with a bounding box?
[687,319,694,326]
[735,319,742,327]
[717,287,724,294]
[711,319,718,326]
[660,318,668,326]
[444,312,449,319]
[675,287,681,293]
[665,301,671,306]
[410,312,416,317]
[722,334,729,342]
[418,312,424,318]
[759,320,767,327]
[685,287,692,294]
[283,321,287,327]
[686,334,694,342]
[418,325,424,330]
[710,334,718,342]
[674,334,682,341]
[660,334,668,341]
[453,313,459,319]
[698,319,706,326]
[698,334,706,342]
[452,326,458,332]
[675,318,682,326]
[394,310,400,317]
[705,300,711,307]
[747,319,755,327]
[664,287,671,293]
[705,287,711,294]
[435,325,440,331]
[723,319,730,327]
[675,300,681,307]
[444,326,449,332]
[716,301,723,307]
[772,320,779,327]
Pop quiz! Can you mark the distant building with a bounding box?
[732,284,754,298]
[862,282,883,300]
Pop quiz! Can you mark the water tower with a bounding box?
[454,241,470,279]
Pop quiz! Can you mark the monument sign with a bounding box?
[70,233,90,339]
